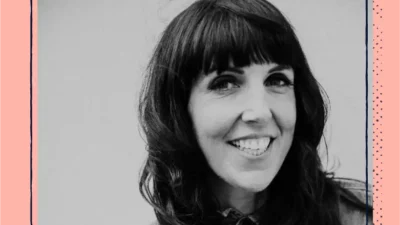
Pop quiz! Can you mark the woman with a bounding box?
[138,0,372,224]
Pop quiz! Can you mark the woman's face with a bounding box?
[188,62,296,193]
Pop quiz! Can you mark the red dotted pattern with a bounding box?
[372,1,382,224]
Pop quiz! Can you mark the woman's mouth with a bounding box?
[227,137,274,157]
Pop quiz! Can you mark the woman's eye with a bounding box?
[265,79,287,87]
[265,74,293,87]
[209,77,240,92]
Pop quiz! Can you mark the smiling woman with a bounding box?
[138,0,372,225]
[188,63,296,201]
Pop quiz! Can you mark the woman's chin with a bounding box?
[236,182,269,193]
[232,176,272,193]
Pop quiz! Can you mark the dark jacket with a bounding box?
[150,177,372,225]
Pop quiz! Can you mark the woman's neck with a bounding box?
[208,175,266,215]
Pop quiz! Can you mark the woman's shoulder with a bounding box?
[332,177,373,225]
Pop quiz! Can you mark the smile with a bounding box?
[228,137,274,157]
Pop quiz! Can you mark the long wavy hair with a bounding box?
[138,0,370,224]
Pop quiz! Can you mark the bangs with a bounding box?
[180,5,298,76]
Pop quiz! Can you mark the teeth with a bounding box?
[240,140,245,149]
[263,138,270,148]
[250,140,257,149]
[258,139,264,149]
[231,137,272,153]
[245,141,250,149]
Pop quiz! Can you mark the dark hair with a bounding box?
[138,0,370,224]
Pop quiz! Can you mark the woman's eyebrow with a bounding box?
[268,64,292,73]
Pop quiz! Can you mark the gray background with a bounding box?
[39,0,373,224]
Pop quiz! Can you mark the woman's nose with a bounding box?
[240,88,273,124]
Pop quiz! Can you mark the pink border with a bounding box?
[372,0,387,224]
[0,0,37,224]
[373,0,400,224]
[32,0,38,223]
[0,0,399,224]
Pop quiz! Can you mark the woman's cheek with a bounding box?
[196,101,237,137]
[271,94,297,129]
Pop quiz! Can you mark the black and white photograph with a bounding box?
[39,0,373,224]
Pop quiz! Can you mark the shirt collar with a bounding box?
[217,207,260,225]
